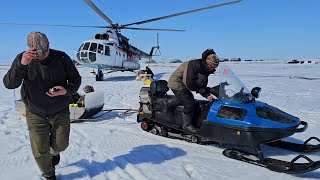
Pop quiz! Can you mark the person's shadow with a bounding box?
[61,144,186,179]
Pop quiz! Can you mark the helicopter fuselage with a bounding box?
[76,39,141,71]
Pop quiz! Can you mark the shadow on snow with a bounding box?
[61,144,186,179]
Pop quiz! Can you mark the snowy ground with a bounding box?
[0,62,320,180]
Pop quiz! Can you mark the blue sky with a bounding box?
[0,0,319,63]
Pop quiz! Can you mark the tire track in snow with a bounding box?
[112,157,148,180]
[67,118,231,179]
[0,107,33,170]
[68,124,149,179]
[83,122,225,155]
[0,153,32,169]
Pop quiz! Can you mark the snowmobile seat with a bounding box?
[150,80,169,97]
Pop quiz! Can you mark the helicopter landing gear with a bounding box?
[95,69,104,81]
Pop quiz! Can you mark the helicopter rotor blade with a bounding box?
[0,22,110,28]
[83,0,114,27]
[120,0,242,28]
[121,27,185,32]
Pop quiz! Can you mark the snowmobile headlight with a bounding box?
[251,87,261,99]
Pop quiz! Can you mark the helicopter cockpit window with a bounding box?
[89,52,96,62]
[78,43,84,51]
[83,42,90,50]
[89,43,97,52]
[105,46,110,56]
[97,44,104,54]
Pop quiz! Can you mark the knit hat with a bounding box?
[27,32,49,58]
[202,48,216,61]
[83,85,94,93]
[202,48,219,67]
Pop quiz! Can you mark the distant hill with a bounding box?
[169,59,182,63]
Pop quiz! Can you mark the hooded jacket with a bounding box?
[168,58,215,97]
[3,49,81,117]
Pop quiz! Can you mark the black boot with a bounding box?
[182,113,198,133]
[46,174,56,180]
[52,154,60,166]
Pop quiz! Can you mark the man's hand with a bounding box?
[21,49,38,65]
[207,95,216,102]
[46,86,67,97]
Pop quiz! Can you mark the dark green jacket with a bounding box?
[3,49,81,117]
[168,59,215,98]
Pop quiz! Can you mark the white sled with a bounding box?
[136,70,152,81]
[15,91,104,121]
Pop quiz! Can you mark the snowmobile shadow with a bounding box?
[105,76,136,81]
[153,73,166,80]
[61,144,186,179]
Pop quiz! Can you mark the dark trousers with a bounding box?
[171,89,195,115]
[26,108,70,177]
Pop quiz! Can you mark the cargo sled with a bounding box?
[15,91,104,121]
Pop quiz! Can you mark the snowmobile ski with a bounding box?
[267,137,320,153]
[223,149,320,174]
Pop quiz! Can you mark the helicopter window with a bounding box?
[83,42,90,50]
[89,52,96,62]
[256,107,295,124]
[97,44,104,54]
[217,106,247,121]
[76,52,81,62]
[105,46,110,56]
[78,43,84,51]
[116,51,118,56]
[89,43,97,52]
[80,51,88,57]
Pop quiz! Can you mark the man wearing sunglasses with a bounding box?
[168,49,219,133]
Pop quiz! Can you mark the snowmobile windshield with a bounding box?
[218,65,253,103]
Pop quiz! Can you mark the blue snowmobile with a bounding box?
[137,66,320,174]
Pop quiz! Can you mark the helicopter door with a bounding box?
[113,50,122,67]
[102,45,114,66]
[107,46,116,66]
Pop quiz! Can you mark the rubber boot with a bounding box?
[182,113,198,133]
[52,154,60,167]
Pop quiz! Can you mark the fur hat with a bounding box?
[27,32,49,57]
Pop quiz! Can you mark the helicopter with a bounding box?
[0,0,243,81]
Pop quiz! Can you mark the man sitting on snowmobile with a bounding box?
[168,48,219,133]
